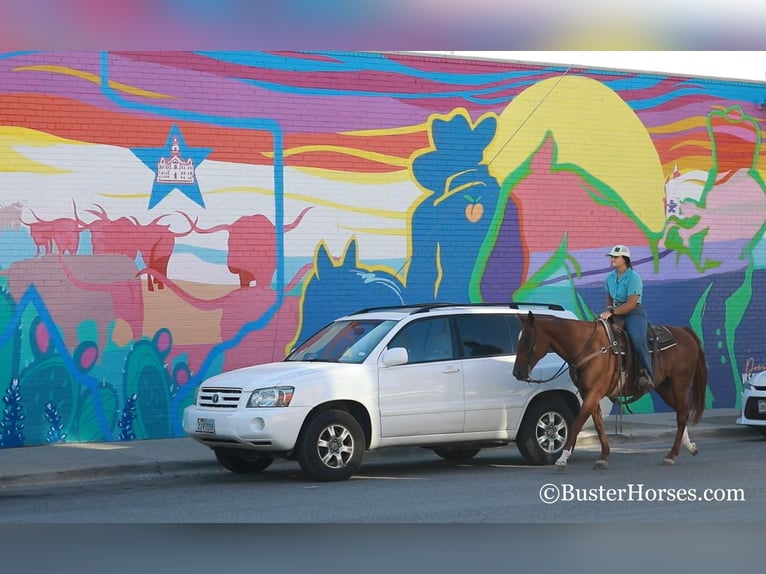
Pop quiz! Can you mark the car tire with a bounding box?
[432,447,481,461]
[297,410,365,482]
[214,449,275,473]
[516,396,574,465]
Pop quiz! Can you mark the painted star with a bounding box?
[131,124,212,209]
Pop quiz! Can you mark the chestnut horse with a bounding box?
[512,311,708,469]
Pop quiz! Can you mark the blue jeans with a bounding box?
[623,305,653,377]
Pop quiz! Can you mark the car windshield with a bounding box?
[286,319,398,364]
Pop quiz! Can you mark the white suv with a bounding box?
[184,302,588,481]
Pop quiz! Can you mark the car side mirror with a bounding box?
[381,347,408,367]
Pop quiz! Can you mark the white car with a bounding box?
[736,371,766,436]
[184,302,593,481]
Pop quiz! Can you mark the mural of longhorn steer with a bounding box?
[191,206,312,288]
[138,264,312,370]
[0,201,25,231]
[22,209,81,256]
[75,204,196,291]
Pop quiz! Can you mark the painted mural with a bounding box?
[1,51,765,448]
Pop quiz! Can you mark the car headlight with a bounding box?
[743,380,753,391]
[247,386,294,407]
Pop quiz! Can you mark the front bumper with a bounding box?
[736,389,766,427]
[183,405,313,451]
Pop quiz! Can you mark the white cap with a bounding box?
[607,244,631,258]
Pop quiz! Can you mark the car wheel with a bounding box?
[432,447,481,461]
[297,410,365,481]
[214,449,275,473]
[516,397,574,465]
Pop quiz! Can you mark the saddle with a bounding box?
[599,317,678,400]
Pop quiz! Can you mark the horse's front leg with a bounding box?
[555,394,600,470]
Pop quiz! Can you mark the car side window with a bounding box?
[455,314,516,358]
[388,317,454,363]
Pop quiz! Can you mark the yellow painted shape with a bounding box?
[14,65,175,99]
[109,318,135,348]
[486,75,666,232]
[336,224,406,236]
[647,117,708,134]
[341,122,429,137]
[0,126,89,173]
[289,165,410,185]
[264,145,411,168]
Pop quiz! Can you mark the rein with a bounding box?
[523,360,570,384]
[522,319,611,384]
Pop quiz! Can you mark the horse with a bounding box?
[512,311,708,469]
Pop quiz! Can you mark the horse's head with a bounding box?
[513,311,548,381]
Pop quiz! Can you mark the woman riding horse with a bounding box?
[598,244,653,392]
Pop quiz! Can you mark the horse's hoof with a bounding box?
[555,463,567,472]
[662,458,675,465]
[689,444,698,456]
[593,460,608,470]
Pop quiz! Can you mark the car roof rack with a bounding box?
[352,301,564,315]
[508,301,565,311]
[351,302,464,315]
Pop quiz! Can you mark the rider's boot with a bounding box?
[637,369,654,392]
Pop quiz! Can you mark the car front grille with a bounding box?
[198,387,242,408]
[744,397,766,420]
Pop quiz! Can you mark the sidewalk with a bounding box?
[0,408,759,490]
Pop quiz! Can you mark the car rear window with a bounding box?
[388,317,454,363]
[454,314,517,358]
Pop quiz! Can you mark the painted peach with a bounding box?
[465,199,484,223]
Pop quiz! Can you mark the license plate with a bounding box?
[196,418,215,434]
[758,400,766,414]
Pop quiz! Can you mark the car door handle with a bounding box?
[442,366,461,373]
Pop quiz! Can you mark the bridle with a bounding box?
[518,323,569,384]
[520,319,611,384]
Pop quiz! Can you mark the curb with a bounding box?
[578,422,760,447]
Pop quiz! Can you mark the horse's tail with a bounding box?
[685,327,708,425]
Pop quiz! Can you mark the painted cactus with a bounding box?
[0,287,20,390]
[122,328,191,439]
[15,317,119,445]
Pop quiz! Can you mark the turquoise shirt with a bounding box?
[605,267,643,306]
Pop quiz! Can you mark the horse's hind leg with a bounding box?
[681,425,698,456]
[590,402,610,470]
[655,383,690,465]
[664,421,687,465]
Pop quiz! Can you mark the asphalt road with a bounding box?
[2,432,763,523]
